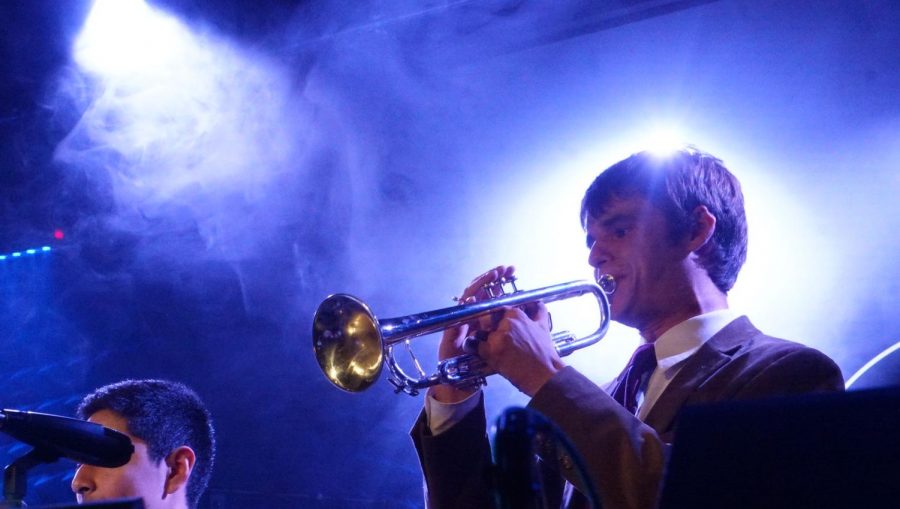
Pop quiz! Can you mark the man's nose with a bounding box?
[71,465,95,498]
[588,241,608,268]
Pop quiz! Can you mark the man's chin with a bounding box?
[608,299,624,322]
[609,305,638,329]
[609,310,628,327]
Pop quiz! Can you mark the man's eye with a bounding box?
[586,235,595,248]
[614,228,629,238]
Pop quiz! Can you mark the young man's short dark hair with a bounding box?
[580,146,748,292]
[77,379,216,508]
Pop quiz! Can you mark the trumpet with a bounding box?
[312,275,614,396]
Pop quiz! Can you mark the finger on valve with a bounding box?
[454,266,514,333]
[439,266,517,362]
[468,265,516,300]
[521,301,551,331]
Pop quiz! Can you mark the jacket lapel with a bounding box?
[642,316,758,435]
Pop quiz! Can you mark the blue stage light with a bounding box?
[0,245,55,262]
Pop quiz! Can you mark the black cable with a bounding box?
[492,406,601,509]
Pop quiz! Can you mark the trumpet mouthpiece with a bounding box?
[596,273,616,295]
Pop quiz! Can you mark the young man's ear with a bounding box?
[163,446,196,497]
[687,205,716,252]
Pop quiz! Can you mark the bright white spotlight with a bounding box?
[641,125,686,156]
[59,0,300,256]
[75,0,185,76]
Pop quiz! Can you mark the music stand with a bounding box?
[659,387,900,508]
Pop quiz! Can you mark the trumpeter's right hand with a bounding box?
[430,265,516,404]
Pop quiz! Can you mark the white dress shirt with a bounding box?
[636,308,738,419]
[426,309,741,434]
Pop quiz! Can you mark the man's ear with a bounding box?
[163,446,196,497]
[687,205,716,252]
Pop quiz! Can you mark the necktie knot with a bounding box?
[612,343,657,414]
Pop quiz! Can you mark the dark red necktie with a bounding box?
[611,343,657,415]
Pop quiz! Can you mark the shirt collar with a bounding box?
[651,309,740,370]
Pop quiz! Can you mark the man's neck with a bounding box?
[639,277,729,342]
[156,493,190,509]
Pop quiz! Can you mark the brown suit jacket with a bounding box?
[410,316,845,509]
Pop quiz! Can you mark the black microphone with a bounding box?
[0,409,133,468]
[493,407,601,509]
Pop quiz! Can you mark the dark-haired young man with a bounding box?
[71,380,216,509]
[412,147,844,508]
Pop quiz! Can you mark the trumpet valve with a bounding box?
[482,276,519,298]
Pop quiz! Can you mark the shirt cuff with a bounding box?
[424,389,482,436]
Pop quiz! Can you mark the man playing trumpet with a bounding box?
[411,147,844,509]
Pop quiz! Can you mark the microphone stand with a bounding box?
[2,447,61,508]
[0,409,133,508]
[493,407,601,509]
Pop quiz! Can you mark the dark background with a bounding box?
[1,1,898,507]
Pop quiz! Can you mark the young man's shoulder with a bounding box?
[745,328,835,364]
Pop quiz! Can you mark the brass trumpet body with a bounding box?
[313,278,612,396]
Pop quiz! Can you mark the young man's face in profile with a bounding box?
[71,410,170,508]
[586,195,689,329]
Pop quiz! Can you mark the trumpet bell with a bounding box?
[313,294,384,392]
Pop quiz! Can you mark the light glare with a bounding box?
[641,125,686,156]
[59,0,300,247]
[75,0,184,76]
